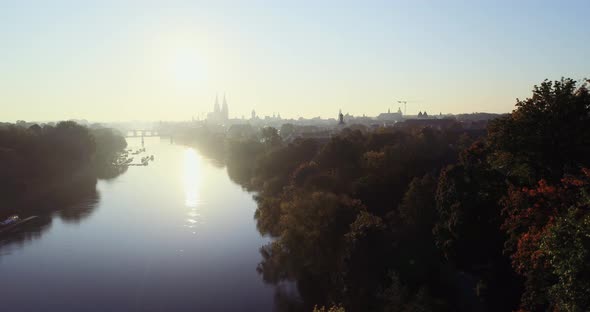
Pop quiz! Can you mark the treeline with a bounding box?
[0,121,127,218]
[186,78,589,311]
[222,122,494,311]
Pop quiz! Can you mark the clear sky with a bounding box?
[1,0,588,122]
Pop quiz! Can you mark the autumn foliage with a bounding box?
[502,169,590,310]
[186,78,590,311]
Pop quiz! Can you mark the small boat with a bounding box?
[0,216,38,234]
[1,215,19,226]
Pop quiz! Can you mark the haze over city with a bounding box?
[2,0,589,122]
[2,1,590,312]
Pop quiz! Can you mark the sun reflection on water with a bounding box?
[183,148,203,232]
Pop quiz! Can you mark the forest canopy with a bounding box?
[185,78,590,312]
[0,121,127,217]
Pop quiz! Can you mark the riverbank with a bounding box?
[0,137,276,312]
[0,122,128,219]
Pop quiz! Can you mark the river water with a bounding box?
[0,137,276,311]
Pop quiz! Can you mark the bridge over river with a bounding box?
[125,129,171,138]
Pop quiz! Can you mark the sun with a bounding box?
[168,47,207,86]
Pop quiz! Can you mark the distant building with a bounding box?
[221,94,229,120]
[338,109,345,125]
[214,95,220,114]
[396,118,458,130]
[207,94,229,123]
[376,107,403,121]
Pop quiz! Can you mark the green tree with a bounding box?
[543,206,590,311]
[256,192,363,308]
[260,126,282,147]
[280,123,296,139]
[434,141,519,310]
[398,174,437,228]
[502,169,590,311]
[488,78,590,184]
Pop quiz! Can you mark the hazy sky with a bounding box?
[1,0,588,122]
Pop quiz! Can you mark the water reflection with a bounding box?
[0,154,128,255]
[0,215,53,257]
[183,148,203,233]
[0,176,101,254]
[1,140,276,311]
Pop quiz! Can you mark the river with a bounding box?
[0,137,277,311]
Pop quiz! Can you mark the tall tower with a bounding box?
[338,109,345,125]
[222,93,229,120]
[214,94,220,114]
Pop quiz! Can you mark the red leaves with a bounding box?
[513,229,548,274]
[502,168,590,281]
[561,175,586,188]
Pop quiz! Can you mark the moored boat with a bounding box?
[0,215,20,226]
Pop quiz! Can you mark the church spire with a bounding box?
[338,109,345,125]
[214,93,220,113]
[222,93,229,120]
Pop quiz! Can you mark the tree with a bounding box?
[543,206,590,311]
[434,143,506,267]
[260,127,282,147]
[434,141,520,310]
[280,123,296,139]
[0,121,126,218]
[313,304,346,312]
[488,78,590,184]
[501,168,590,311]
[398,174,437,228]
[256,192,363,308]
[341,211,390,311]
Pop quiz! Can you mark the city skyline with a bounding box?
[1,0,589,122]
[197,93,449,122]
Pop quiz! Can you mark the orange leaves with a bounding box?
[502,168,590,286]
[560,168,590,188]
[561,176,586,187]
[513,228,549,274]
[522,180,557,199]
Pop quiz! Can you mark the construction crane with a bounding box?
[397,100,421,116]
[397,100,408,116]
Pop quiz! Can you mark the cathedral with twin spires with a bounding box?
[207,94,229,122]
